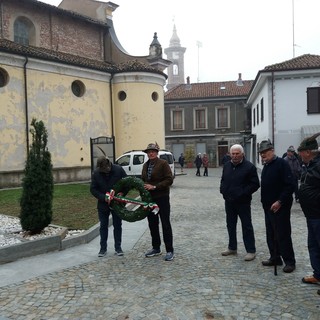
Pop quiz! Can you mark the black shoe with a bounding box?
[115,248,124,256]
[98,249,106,257]
[283,265,295,273]
[262,259,283,266]
[145,248,162,257]
[317,289,320,295]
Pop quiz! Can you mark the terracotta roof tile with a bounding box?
[164,80,254,100]
[263,54,320,72]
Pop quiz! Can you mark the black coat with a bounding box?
[90,164,127,210]
[299,154,320,219]
[220,159,260,203]
[260,156,295,207]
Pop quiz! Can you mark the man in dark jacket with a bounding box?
[259,140,296,273]
[141,142,174,261]
[298,133,320,285]
[220,144,260,261]
[90,156,127,257]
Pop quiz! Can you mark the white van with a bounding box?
[115,150,175,178]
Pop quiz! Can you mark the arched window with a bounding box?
[173,64,179,75]
[14,17,35,46]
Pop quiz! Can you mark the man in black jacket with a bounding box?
[298,133,320,285]
[90,156,127,257]
[220,144,260,261]
[259,140,296,273]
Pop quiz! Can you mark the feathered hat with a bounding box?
[297,132,320,151]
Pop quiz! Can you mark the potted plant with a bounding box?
[184,147,195,168]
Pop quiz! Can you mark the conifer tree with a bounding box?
[20,118,53,234]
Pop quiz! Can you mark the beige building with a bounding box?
[0,0,171,188]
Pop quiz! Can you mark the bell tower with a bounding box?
[164,25,186,90]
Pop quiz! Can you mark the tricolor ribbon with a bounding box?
[106,190,159,214]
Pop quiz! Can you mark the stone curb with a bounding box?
[0,219,108,264]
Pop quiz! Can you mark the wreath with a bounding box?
[106,176,159,222]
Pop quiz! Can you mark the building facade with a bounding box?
[164,75,253,167]
[247,54,320,170]
[0,0,171,188]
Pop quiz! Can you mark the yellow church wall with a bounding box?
[0,55,28,171]
[112,72,166,157]
[25,60,112,169]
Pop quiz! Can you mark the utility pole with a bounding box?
[196,41,202,83]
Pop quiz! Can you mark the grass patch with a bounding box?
[0,184,99,230]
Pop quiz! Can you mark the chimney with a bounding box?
[236,73,243,86]
[186,76,190,84]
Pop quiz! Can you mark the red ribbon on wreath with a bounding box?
[106,190,159,214]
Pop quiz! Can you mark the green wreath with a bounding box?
[106,176,158,222]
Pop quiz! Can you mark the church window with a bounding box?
[71,80,85,97]
[173,64,179,75]
[14,17,36,46]
[0,68,9,87]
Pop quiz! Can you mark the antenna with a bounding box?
[292,0,295,57]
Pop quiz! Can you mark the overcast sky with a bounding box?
[43,0,320,83]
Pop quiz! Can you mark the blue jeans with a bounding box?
[225,201,256,253]
[98,207,122,252]
[306,218,320,280]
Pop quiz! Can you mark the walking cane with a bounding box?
[272,210,278,276]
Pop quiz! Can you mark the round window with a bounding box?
[0,68,9,87]
[118,91,127,101]
[71,80,85,97]
[151,91,159,102]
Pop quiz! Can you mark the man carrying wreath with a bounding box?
[142,143,174,261]
[90,155,127,257]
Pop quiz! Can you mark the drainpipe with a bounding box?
[109,73,115,157]
[23,57,29,156]
[271,71,275,144]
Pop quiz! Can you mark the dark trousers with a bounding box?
[98,207,122,252]
[263,203,296,266]
[225,201,256,253]
[147,195,173,253]
[203,167,208,176]
[293,177,299,200]
[306,218,320,280]
[196,167,201,176]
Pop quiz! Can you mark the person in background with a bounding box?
[284,146,302,203]
[259,140,296,273]
[90,155,127,257]
[194,153,202,176]
[178,153,185,173]
[202,153,209,176]
[220,144,260,261]
[222,152,231,166]
[141,143,174,261]
[297,133,320,286]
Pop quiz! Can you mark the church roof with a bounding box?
[164,80,254,101]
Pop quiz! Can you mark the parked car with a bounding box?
[115,150,175,178]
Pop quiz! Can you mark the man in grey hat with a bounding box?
[259,140,296,273]
[297,133,320,285]
[90,156,127,257]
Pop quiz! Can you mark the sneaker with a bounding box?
[221,249,237,256]
[302,275,320,284]
[98,250,106,257]
[244,253,256,261]
[115,249,124,256]
[164,252,174,261]
[145,248,162,257]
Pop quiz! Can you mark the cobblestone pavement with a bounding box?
[0,168,320,320]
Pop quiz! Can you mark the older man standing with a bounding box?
[298,133,320,285]
[259,140,296,273]
[220,144,260,261]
